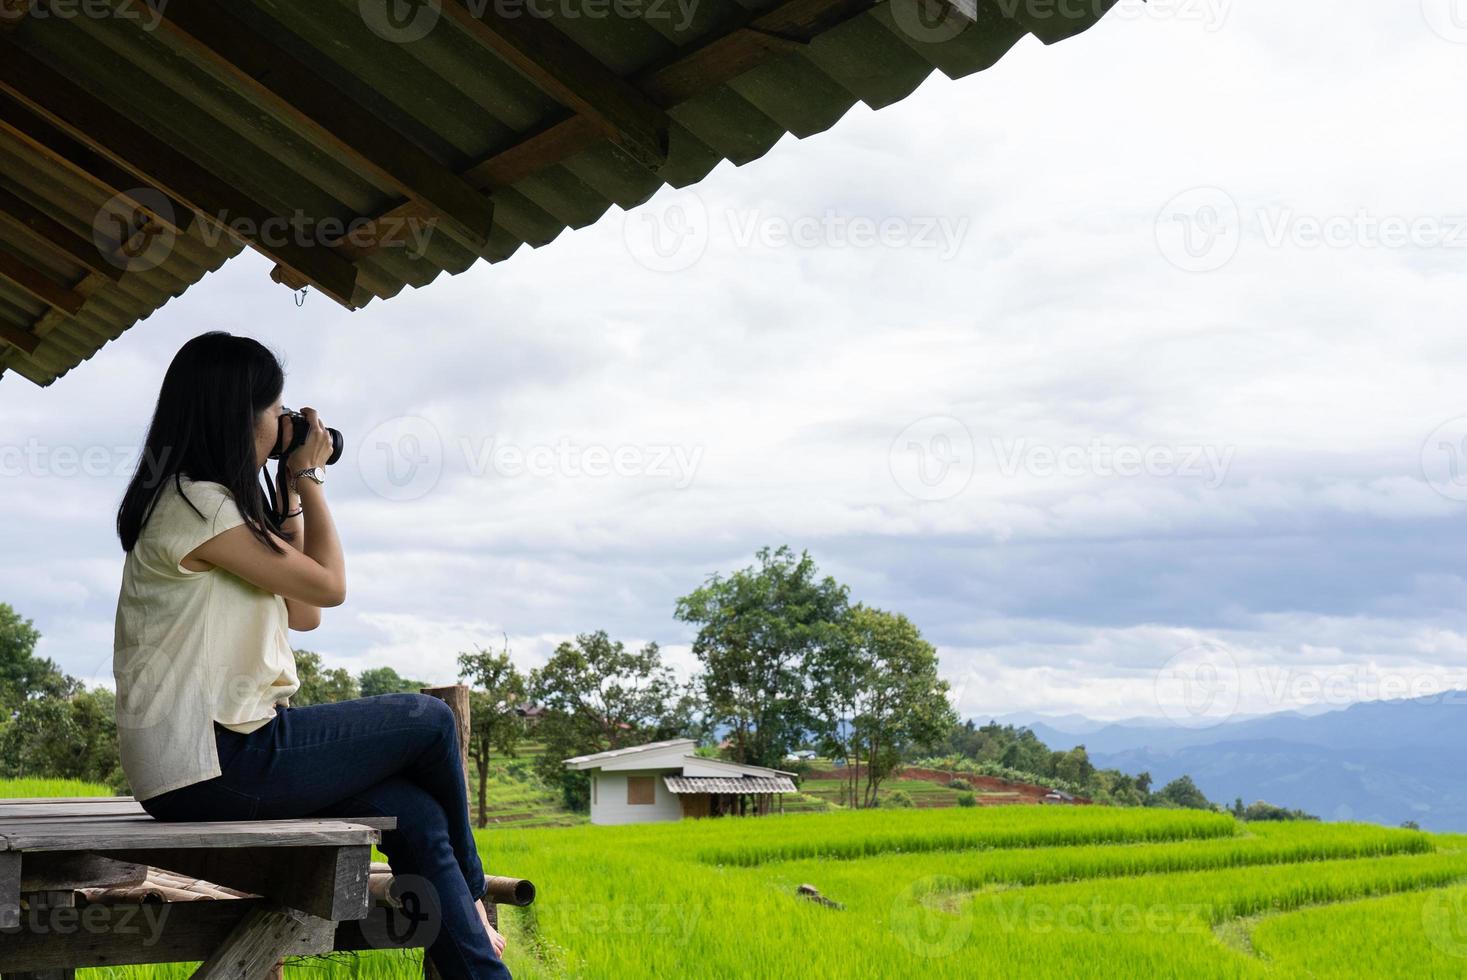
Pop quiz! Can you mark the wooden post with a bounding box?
[0,852,19,934]
[2,891,76,980]
[193,904,332,980]
[421,684,472,802]
[420,684,476,980]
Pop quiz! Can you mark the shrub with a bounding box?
[884,790,915,808]
[1241,800,1319,822]
[949,777,973,792]
[956,791,977,808]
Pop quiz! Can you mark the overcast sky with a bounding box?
[4,0,1467,725]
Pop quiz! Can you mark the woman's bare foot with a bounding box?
[476,899,507,958]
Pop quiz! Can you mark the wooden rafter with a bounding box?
[0,245,85,314]
[637,0,885,107]
[0,184,124,282]
[0,39,360,308]
[152,0,495,253]
[0,313,39,353]
[0,95,193,236]
[315,0,882,271]
[439,0,669,171]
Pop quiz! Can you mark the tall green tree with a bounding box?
[1150,775,1213,810]
[458,640,527,828]
[358,665,426,698]
[1054,746,1095,787]
[0,602,73,712]
[0,686,123,789]
[292,650,360,706]
[529,630,696,809]
[840,605,956,806]
[675,546,848,768]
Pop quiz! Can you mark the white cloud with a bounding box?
[3,0,1466,721]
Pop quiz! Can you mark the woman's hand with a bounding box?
[189,403,347,609]
[285,406,333,473]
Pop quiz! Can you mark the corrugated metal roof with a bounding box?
[664,775,798,793]
[0,124,241,386]
[564,737,696,767]
[0,0,1118,386]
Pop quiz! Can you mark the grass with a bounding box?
[14,776,1467,977]
[487,814,1467,978]
[1250,882,1467,976]
[0,777,113,798]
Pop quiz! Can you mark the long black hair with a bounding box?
[117,332,291,555]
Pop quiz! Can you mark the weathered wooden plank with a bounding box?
[0,814,398,837]
[116,846,371,922]
[0,803,146,819]
[0,803,395,832]
[0,851,18,931]
[0,890,76,980]
[0,797,134,806]
[193,904,332,980]
[0,899,334,972]
[0,819,378,852]
[0,798,135,803]
[18,853,146,893]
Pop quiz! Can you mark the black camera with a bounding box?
[270,408,344,466]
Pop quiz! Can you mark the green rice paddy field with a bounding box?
[9,780,1467,977]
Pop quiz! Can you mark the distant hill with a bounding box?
[983,693,1467,830]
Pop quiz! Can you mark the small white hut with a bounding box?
[564,738,798,826]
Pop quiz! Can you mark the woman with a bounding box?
[113,331,510,979]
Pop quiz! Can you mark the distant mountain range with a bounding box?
[981,694,1467,830]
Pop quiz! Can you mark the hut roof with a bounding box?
[664,774,798,794]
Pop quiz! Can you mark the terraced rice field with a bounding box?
[472,770,587,830]
[490,810,1467,978]
[8,780,1466,977]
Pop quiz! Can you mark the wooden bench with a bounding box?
[0,686,535,979]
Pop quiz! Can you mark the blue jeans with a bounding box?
[140,693,511,980]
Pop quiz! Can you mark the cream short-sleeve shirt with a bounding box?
[113,476,299,800]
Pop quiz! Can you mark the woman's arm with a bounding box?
[186,408,346,610]
[273,464,319,630]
